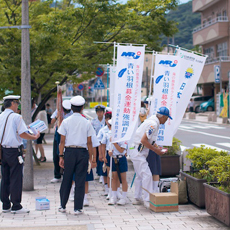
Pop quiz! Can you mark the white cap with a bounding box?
[3,95,20,100]
[108,119,112,125]
[70,95,85,106]
[106,107,112,112]
[94,104,106,111]
[62,100,71,110]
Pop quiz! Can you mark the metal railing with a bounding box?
[205,56,230,65]
[193,16,228,33]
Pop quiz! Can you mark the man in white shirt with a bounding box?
[130,107,172,205]
[57,96,94,215]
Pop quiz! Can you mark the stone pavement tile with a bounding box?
[137,226,154,230]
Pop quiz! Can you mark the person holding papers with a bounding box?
[35,105,48,162]
[0,95,40,214]
[130,107,172,206]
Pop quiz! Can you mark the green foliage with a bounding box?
[186,145,228,182]
[162,0,201,49]
[163,137,181,155]
[202,156,230,193]
[0,0,178,100]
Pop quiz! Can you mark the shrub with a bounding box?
[163,137,181,155]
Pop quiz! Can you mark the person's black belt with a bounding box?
[65,145,86,150]
[2,146,18,149]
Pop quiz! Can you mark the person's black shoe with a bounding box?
[40,157,46,162]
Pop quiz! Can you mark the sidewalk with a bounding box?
[184,112,230,125]
[0,134,229,230]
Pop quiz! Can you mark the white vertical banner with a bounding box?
[109,65,116,108]
[151,54,181,146]
[112,45,145,143]
[173,50,207,134]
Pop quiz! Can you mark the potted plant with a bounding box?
[180,146,228,208]
[202,155,230,226]
[161,137,181,177]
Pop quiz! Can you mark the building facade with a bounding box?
[192,0,230,101]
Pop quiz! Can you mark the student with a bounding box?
[97,111,112,196]
[102,119,128,205]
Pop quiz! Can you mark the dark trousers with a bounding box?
[60,148,89,210]
[1,148,23,211]
[53,138,61,179]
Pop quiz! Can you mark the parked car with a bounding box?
[191,95,213,113]
[199,98,214,112]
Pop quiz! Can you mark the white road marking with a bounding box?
[216,143,230,148]
[83,111,94,120]
[178,128,230,140]
[192,143,228,152]
[179,125,194,129]
[180,145,189,151]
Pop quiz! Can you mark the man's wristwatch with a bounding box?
[59,155,64,158]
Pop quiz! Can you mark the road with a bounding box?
[83,109,230,153]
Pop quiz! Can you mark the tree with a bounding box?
[0,0,178,104]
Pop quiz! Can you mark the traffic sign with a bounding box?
[77,84,84,91]
[94,77,105,89]
[214,65,220,83]
[95,66,104,77]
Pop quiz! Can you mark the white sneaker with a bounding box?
[50,178,61,183]
[58,206,66,213]
[106,194,110,200]
[108,197,117,205]
[94,175,99,180]
[74,209,83,215]
[83,198,89,206]
[103,188,109,196]
[11,208,30,214]
[117,198,126,206]
[69,194,74,201]
[144,201,149,208]
[99,176,103,183]
[2,208,11,213]
[132,198,143,205]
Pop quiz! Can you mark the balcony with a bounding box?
[193,0,221,12]
[199,56,230,84]
[193,16,229,46]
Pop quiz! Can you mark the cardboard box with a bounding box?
[149,182,179,212]
[35,197,50,210]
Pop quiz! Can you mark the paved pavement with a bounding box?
[0,124,229,230]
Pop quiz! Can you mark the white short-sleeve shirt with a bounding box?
[112,141,127,156]
[101,130,111,151]
[57,113,95,148]
[132,115,160,146]
[0,109,28,147]
[97,125,109,143]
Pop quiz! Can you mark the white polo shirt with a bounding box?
[132,115,160,147]
[0,109,28,147]
[58,113,95,148]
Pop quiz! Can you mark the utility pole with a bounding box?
[21,0,33,191]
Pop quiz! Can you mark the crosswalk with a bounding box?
[179,124,226,130]
[181,143,230,153]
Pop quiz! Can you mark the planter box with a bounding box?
[204,183,230,227]
[161,155,180,177]
[180,171,206,208]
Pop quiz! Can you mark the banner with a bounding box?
[173,50,207,134]
[151,54,181,146]
[112,45,145,143]
[109,65,116,108]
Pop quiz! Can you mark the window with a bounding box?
[217,42,228,57]
[223,10,227,17]
[204,47,214,61]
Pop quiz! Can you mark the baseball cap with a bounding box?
[156,107,173,120]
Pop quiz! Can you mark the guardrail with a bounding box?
[193,16,228,33]
[205,56,230,65]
